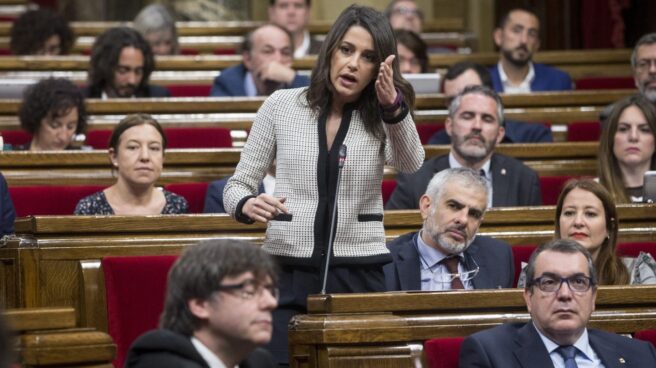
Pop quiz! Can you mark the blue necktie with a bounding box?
[557,345,578,368]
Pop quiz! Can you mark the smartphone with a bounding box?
[644,171,656,203]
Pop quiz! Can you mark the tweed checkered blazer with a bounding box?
[224,88,424,264]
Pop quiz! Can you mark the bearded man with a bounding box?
[384,167,515,291]
[386,85,542,210]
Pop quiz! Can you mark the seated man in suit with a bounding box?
[126,239,277,367]
[490,8,572,93]
[268,0,321,58]
[429,62,552,144]
[460,239,656,367]
[210,24,310,97]
[84,27,170,98]
[384,168,514,291]
[386,85,542,210]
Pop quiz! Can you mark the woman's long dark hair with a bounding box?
[305,4,415,139]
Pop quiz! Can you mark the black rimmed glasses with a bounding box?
[530,275,594,293]
[215,279,279,301]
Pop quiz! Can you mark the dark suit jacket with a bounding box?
[126,329,276,368]
[0,172,15,236]
[209,63,310,97]
[385,154,542,210]
[489,63,573,92]
[460,322,656,368]
[203,176,264,213]
[428,120,553,144]
[82,84,171,98]
[384,232,514,291]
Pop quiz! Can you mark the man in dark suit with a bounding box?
[489,8,571,93]
[385,168,514,291]
[83,27,170,98]
[126,239,277,368]
[429,62,552,144]
[0,172,15,237]
[386,85,542,210]
[268,0,321,58]
[210,24,309,97]
[460,239,656,367]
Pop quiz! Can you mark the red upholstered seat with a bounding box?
[102,255,178,367]
[635,329,656,348]
[381,179,397,206]
[575,76,635,90]
[86,127,233,149]
[416,123,445,145]
[167,85,212,97]
[8,185,105,216]
[164,182,210,213]
[539,176,573,205]
[423,336,465,368]
[617,242,656,257]
[567,121,601,142]
[512,245,537,287]
[1,130,32,146]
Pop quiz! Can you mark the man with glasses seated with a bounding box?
[385,0,423,34]
[126,239,277,367]
[460,239,656,367]
[384,168,514,291]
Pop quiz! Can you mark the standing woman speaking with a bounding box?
[224,4,424,363]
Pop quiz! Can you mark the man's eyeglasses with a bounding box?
[432,258,480,283]
[392,7,423,19]
[636,59,656,72]
[216,279,279,301]
[530,275,595,293]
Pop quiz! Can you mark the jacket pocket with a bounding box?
[357,214,383,222]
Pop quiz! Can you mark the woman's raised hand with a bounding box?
[375,54,397,106]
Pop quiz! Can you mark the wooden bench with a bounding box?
[0,204,653,333]
[5,307,114,367]
[0,142,598,186]
[288,286,656,367]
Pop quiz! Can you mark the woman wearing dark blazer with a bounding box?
[224,5,424,364]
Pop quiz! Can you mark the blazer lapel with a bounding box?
[589,331,624,368]
[396,238,422,290]
[490,154,511,207]
[513,323,556,368]
[466,240,491,289]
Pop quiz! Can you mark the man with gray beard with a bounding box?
[384,168,514,291]
[386,85,542,210]
[632,33,656,103]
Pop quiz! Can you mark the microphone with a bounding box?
[321,144,347,294]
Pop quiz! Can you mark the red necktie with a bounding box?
[441,256,464,290]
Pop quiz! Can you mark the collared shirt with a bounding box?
[263,174,276,195]
[244,71,258,97]
[416,231,473,291]
[191,337,236,368]
[449,152,493,208]
[294,30,311,59]
[498,61,535,94]
[534,323,604,368]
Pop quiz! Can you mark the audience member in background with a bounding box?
[84,27,170,98]
[18,78,87,151]
[384,168,514,291]
[268,0,320,58]
[517,179,655,287]
[133,4,179,55]
[395,29,428,74]
[126,239,276,367]
[223,6,423,364]
[490,8,572,93]
[599,95,656,203]
[210,23,309,96]
[461,239,656,368]
[385,0,422,34]
[75,114,188,215]
[632,33,656,103]
[429,62,552,144]
[0,172,15,237]
[10,9,74,55]
[204,163,275,213]
[386,85,541,210]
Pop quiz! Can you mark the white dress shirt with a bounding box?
[416,231,473,291]
[534,324,605,368]
[498,61,535,94]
